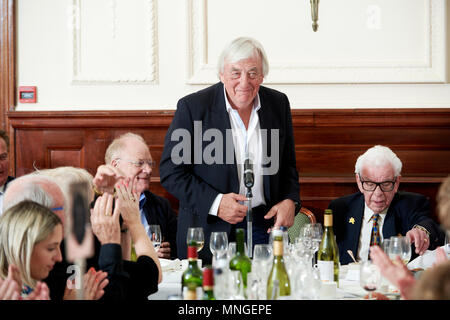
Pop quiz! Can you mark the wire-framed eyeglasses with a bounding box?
[359,174,397,192]
[116,158,156,169]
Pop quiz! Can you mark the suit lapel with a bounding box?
[347,196,365,256]
[382,205,397,239]
[257,88,273,202]
[211,83,239,193]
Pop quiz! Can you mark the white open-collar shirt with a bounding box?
[208,87,266,216]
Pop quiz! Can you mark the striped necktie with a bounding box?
[370,213,381,247]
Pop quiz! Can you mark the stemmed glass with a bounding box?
[299,223,323,265]
[210,231,228,255]
[187,227,204,253]
[360,260,382,299]
[148,224,162,252]
[309,223,323,264]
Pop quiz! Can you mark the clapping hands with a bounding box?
[64,267,109,300]
[0,264,50,300]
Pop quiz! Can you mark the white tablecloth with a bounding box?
[148,263,399,300]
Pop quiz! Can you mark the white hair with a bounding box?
[354,145,402,176]
[105,132,147,164]
[2,175,58,213]
[217,37,269,77]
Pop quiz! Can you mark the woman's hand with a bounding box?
[64,268,109,300]
[0,264,21,300]
[26,282,50,300]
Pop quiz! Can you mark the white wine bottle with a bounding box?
[317,209,340,286]
[266,228,291,299]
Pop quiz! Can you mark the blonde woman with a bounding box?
[0,200,108,300]
[0,201,62,298]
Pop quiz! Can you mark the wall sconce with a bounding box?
[310,0,319,32]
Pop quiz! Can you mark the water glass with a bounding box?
[228,242,248,259]
[228,270,245,300]
[388,236,411,265]
[148,224,162,251]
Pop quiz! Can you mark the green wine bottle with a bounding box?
[229,228,252,289]
[317,209,340,286]
[181,242,203,300]
[202,266,216,300]
[266,228,291,299]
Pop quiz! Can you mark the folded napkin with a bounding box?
[159,258,182,272]
[407,247,442,270]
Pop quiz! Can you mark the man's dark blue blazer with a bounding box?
[159,82,300,264]
[328,191,444,265]
[140,190,178,259]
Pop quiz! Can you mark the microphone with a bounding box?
[244,157,254,189]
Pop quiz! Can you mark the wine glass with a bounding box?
[186,227,204,253]
[210,231,228,255]
[359,260,381,299]
[149,224,162,252]
[304,223,323,264]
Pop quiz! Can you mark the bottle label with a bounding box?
[183,287,202,300]
[317,260,334,282]
[324,214,333,227]
[273,240,283,256]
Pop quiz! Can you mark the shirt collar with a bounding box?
[363,202,388,223]
[139,192,147,209]
[0,183,6,194]
[223,85,261,114]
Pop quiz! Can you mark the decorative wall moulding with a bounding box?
[71,0,158,84]
[186,0,447,84]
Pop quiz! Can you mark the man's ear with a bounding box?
[111,159,118,168]
[356,173,364,193]
[394,175,401,193]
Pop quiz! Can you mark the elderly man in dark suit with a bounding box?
[159,37,301,264]
[93,132,178,259]
[329,145,444,265]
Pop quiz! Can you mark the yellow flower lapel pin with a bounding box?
[349,217,355,224]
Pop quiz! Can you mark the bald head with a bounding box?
[3,174,66,225]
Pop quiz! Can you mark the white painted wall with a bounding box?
[16,0,450,110]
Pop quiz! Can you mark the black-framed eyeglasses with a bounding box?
[116,158,156,169]
[359,174,397,192]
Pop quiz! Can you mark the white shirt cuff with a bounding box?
[208,193,223,216]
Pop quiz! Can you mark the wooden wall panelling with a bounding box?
[8,109,450,225]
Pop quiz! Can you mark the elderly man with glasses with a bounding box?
[328,145,444,265]
[93,132,177,259]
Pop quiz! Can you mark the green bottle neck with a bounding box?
[236,229,246,254]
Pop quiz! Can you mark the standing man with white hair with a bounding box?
[159,37,301,264]
[329,145,444,265]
